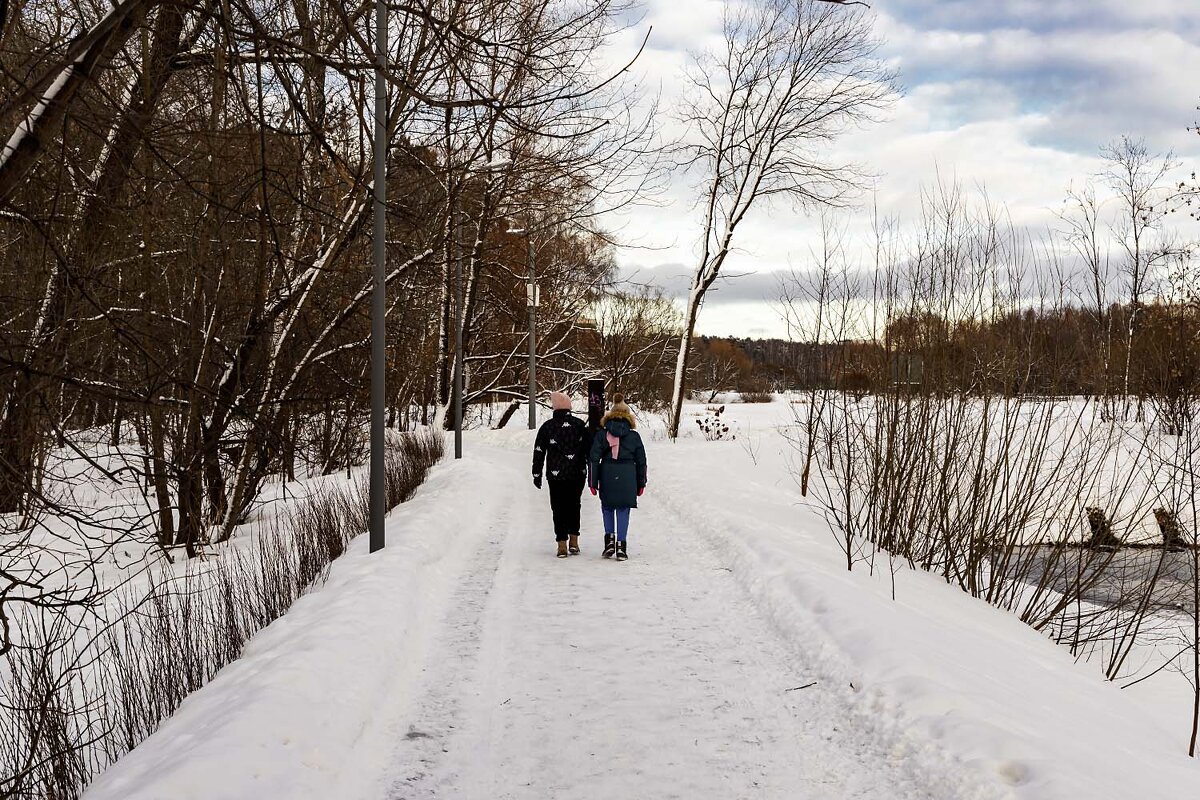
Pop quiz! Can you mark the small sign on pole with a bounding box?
[526,283,540,308]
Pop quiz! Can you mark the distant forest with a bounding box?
[692,299,1199,401]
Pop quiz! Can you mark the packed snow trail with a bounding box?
[350,444,999,800]
[81,418,1200,800]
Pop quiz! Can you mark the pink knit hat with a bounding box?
[550,391,572,411]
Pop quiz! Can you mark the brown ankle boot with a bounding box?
[557,540,569,558]
[568,534,580,555]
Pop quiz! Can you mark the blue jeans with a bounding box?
[602,506,631,542]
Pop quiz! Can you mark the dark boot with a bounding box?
[616,540,628,561]
[602,534,616,559]
[568,533,580,555]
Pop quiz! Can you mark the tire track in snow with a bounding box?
[371,443,1009,800]
[380,528,507,798]
[378,448,537,800]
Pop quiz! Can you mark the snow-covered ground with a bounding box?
[81,401,1200,799]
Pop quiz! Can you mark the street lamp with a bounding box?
[369,0,387,553]
[452,156,511,459]
[506,225,538,430]
[525,237,538,431]
[452,193,463,460]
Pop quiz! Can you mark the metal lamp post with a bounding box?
[452,194,463,459]
[525,236,537,430]
[369,0,387,552]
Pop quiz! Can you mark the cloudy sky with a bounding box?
[601,0,1200,339]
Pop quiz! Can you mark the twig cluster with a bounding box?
[0,431,442,799]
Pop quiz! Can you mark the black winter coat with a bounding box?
[588,418,647,509]
[533,409,589,482]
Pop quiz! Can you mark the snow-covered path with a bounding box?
[83,417,1200,800]
[356,445,991,800]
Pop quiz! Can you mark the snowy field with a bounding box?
[76,399,1200,800]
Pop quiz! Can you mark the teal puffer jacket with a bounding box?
[589,417,647,509]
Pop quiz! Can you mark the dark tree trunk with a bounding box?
[0,379,37,513]
[148,406,174,548]
[495,400,521,430]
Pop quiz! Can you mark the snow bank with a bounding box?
[647,407,1200,800]
[83,457,489,800]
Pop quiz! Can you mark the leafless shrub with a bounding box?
[0,434,442,799]
[386,430,446,508]
[738,429,763,466]
[787,172,1200,752]
[696,406,733,441]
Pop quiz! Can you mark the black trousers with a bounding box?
[547,474,585,540]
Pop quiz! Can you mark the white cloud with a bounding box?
[600,0,1200,339]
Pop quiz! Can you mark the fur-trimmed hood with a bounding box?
[588,395,648,508]
[600,396,636,430]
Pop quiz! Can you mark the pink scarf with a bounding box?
[607,431,620,459]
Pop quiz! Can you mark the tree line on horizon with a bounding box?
[687,296,1200,408]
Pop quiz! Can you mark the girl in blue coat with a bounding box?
[588,394,647,561]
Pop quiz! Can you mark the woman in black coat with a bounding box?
[588,394,647,561]
[533,392,590,558]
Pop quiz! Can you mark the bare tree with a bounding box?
[1100,137,1181,419]
[1058,182,1117,415]
[667,0,892,438]
[779,211,862,495]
